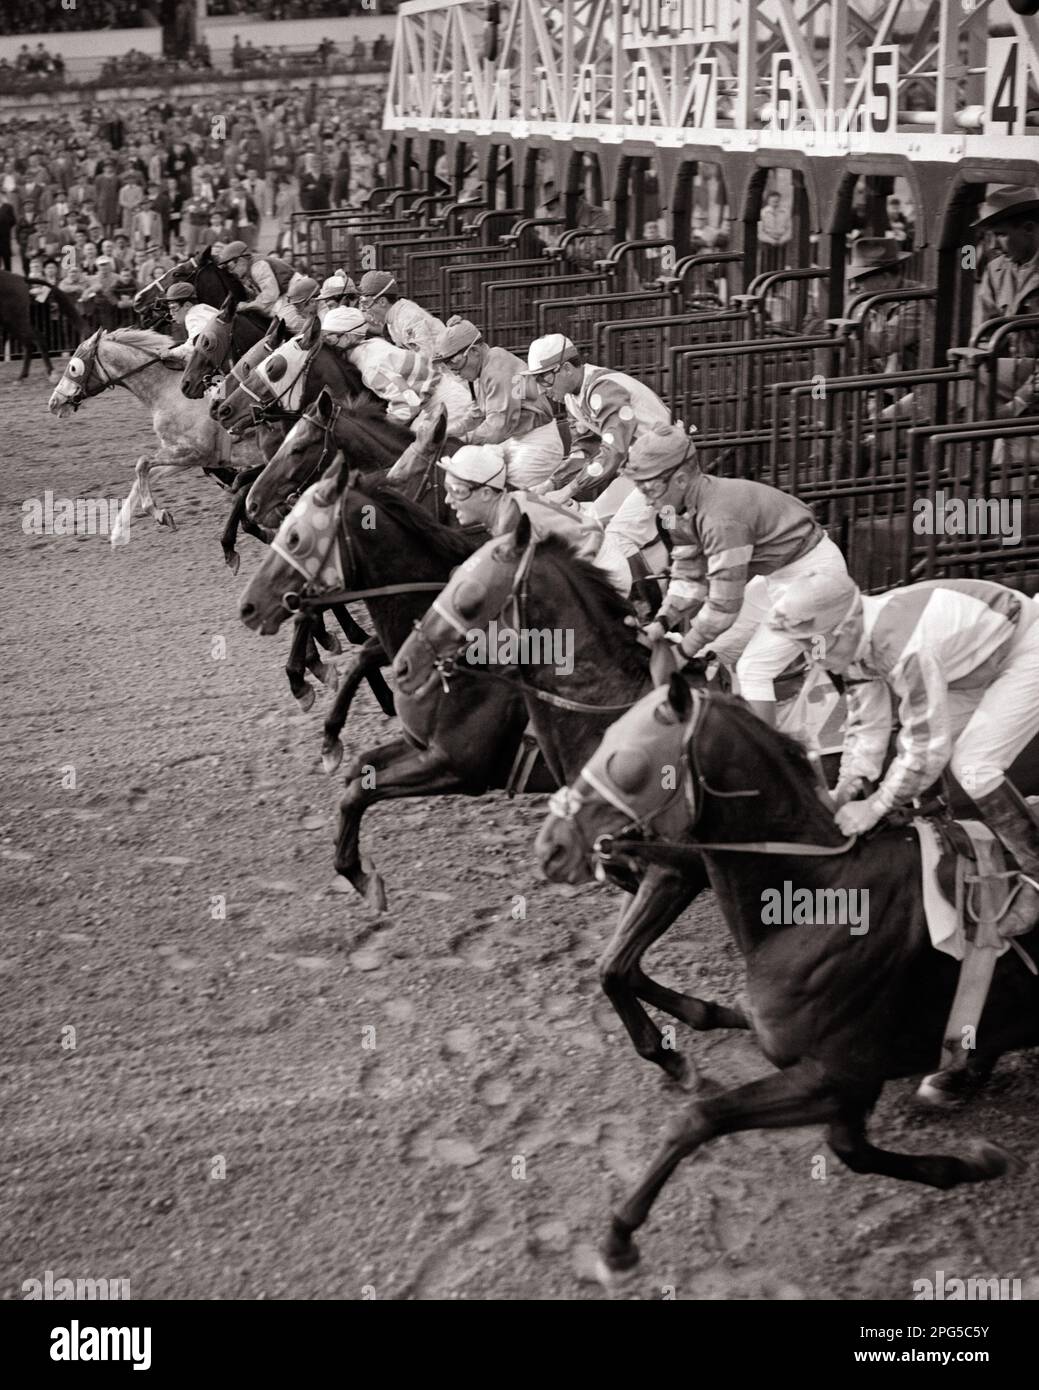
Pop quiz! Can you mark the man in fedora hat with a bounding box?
[845,234,927,378]
[972,186,1039,425]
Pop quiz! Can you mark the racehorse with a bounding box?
[0,270,80,381]
[245,388,454,533]
[534,675,1039,1279]
[133,245,249,329]
[48,327,265,544]
[180,295,270,401]
[391,512,746,1082]
[212,314,382,440]
[238,460,539,912]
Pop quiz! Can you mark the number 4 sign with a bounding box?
[985,37,1026,136]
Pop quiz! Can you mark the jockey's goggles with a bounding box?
[530,360,573,388]
[441,342,476,369]
[636,464,683,499]
[444,475,501,501]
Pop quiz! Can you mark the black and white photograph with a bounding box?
[2,0,1038,1353]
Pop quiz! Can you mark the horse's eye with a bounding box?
[286,529,300,550]
[606,750,652,795]
[453,580,484,620]
[266,355,286,381]
[68,359,82,376]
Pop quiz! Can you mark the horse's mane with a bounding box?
[104,326,174,352]
[349,475,485,563]
[537,534,648,679]
[700,693,843,841]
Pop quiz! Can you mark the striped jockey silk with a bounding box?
[659,472,823,650]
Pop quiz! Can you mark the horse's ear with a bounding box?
[219,293,235,319]
[316,386,335,421]
[300,316,321,350]
[513,511,532,550]
[667,671,693,721]
[198,244,213,266]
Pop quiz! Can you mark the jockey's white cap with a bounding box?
[767,571,861,638]
[437,444,507,490]
[522,333,577,375]
[319,274,355,299]
[321,306,367,334]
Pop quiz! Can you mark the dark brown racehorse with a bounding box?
[0,271,80,380]
[392,512,746,1083]
[238,460,543,911]
[535,675,1039,1279]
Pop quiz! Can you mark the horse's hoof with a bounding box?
[320,632,343,656]
[110,528,131,549]
[595,1236,640,1292]
[959,1139,1011,1181]
[321,740,344,775]
[224,550,241,576]
[322,665,340,694]
[364,871,388,914]
[661,1052,697,1093]
[915,1070,969,1111]
[294,685,316,713]
[156,509,177,531]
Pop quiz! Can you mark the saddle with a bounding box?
[914,810,1037,1092]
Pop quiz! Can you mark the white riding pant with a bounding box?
[502,421,565,490]
[947,596,1039,798]
[706,534,850,702]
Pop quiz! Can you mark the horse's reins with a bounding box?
[70,332,182,410]
[413,532,644,716]
[587,689,857,867]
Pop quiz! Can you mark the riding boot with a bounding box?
[972,781,1039,939]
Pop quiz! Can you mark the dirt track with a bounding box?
[2,360,1038,1302]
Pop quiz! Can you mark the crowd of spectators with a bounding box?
[0,1,148,35]
[97,44,214,84]
[0,86,387,335]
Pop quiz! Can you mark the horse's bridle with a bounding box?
[555,688,858,872]
[271,483,446,617]
[283,400,343,508]
[64,331,182,411]
[409,532,643,716]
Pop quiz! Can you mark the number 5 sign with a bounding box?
[866,46,898,136]
[985,37,1026,136]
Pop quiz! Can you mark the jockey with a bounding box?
[275,275,319,334]
[437,443,629,594]
[164,281,221,361]
[623,421,850,727]
[767,571,1039,941]
[522,332,672,579]
[321,305,470,433]
[358,269,446,360]
[431,317,564,488]
[316,271,358,322]
[214,239,299,316]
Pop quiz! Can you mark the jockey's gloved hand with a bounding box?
[643,620,669,644]
[832,777,868,810]
[835,794,886,836]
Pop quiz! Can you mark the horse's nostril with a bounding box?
[240,602,254,618]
